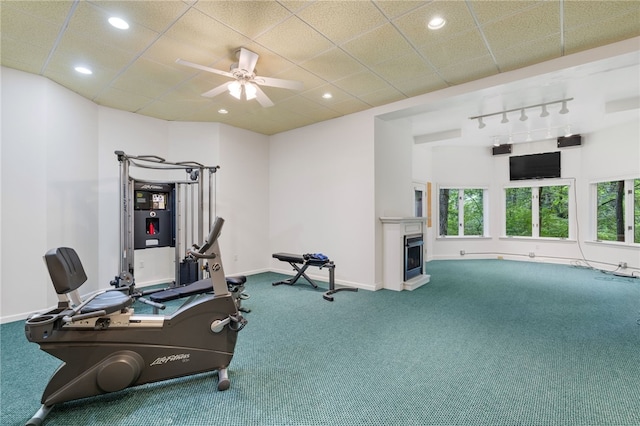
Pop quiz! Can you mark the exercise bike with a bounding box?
[24,217,246,425]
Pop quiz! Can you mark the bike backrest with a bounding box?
[44,247,88,294]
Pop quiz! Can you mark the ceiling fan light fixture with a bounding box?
[228,81,242,100]
[245,82,257,100]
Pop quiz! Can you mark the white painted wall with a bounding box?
[1,68,99,321]
[269,114,376,289]
[1,68,271,321]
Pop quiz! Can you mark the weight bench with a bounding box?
[146,276,249,314]
[272,252,357,301]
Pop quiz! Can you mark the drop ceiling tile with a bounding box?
[299,48,367,82]
[370,52,435,85]
[94,86,155,112]
[163,8,251,62]
[0,37,49,74]
[143,35,221,69]
[481,2,560,53]
[437,55,499,85]
[393,1,476,48]
[358,85,405,107]
[493,34,561,72]
[89,0,191,33]
[467,1,542,25]
[417,30,489,70]
[0,6,65,52]
[392,73,448,98]
[194,1,292,39]
[255,16,334,64]
[300,84,352,105]
[46,31,137,75]
[110,58,188,99]
[564,11,640,55]
[563,1,640,30]
[276,1,315,14]
[276,93,328,114]
[332,71,390,97]
[1,0,72,24]
[161,73,231,102]
[297,1,388,45]
[270,66,327,92]
[374,1,426,19]
[42,68,114,100]
[341,23,415,67]
[67,2,160,54]
[328,97,372,115]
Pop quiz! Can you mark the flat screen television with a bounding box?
[509,151,561,181]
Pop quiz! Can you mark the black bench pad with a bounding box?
[272,252,329,266]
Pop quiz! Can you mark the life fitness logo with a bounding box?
[150,353,190,366]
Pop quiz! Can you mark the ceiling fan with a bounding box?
[176,48,303,107]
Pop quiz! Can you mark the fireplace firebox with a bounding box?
[404,234,424,281]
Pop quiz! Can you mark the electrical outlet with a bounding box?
[460,250,465,256]
[140,261,144,269]
[619,261,627,269]
[234,255,238,262]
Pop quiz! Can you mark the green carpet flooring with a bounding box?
[1,260,639,425]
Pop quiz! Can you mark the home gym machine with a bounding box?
[24,216,246,426]
[114,150,220,288]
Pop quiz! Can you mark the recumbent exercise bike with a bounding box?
[24,217,246,425]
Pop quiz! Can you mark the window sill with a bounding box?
[498,236,576,243]
[584,240,640,249]
[436,236,492,241]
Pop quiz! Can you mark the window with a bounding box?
[439,188,485,236]
[505,184,569,238]
[595,178,639,244]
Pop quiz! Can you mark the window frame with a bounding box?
[590,176,639,246]
[502,178,574,240]
[437,185,489,238]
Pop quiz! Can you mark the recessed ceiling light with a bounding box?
[427,16,446,30]
[322,93,332,99]
[218,109,229,114]
[74,66,92,75]
[108,17,129,30]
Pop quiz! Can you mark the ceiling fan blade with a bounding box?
[253,75,303,91]
[201,83,230,98]
[175,58,234,79]
[237,48,259,74]
[254,85,274,107]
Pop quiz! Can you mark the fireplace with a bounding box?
[380,217,430,291]
[404,234,424,281]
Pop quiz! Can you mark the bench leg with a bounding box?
[323,264,358,301]
[272,263,318,288]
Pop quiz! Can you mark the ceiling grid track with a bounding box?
[560,0,566,56]
[40,0,80,75]
[465,0,501,74]
[91,2,197,107]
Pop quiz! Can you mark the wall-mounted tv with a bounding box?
[509,151,561,181]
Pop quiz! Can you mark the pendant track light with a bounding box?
[469,98,573,127]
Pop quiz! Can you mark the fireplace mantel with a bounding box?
[380,217,430,291]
